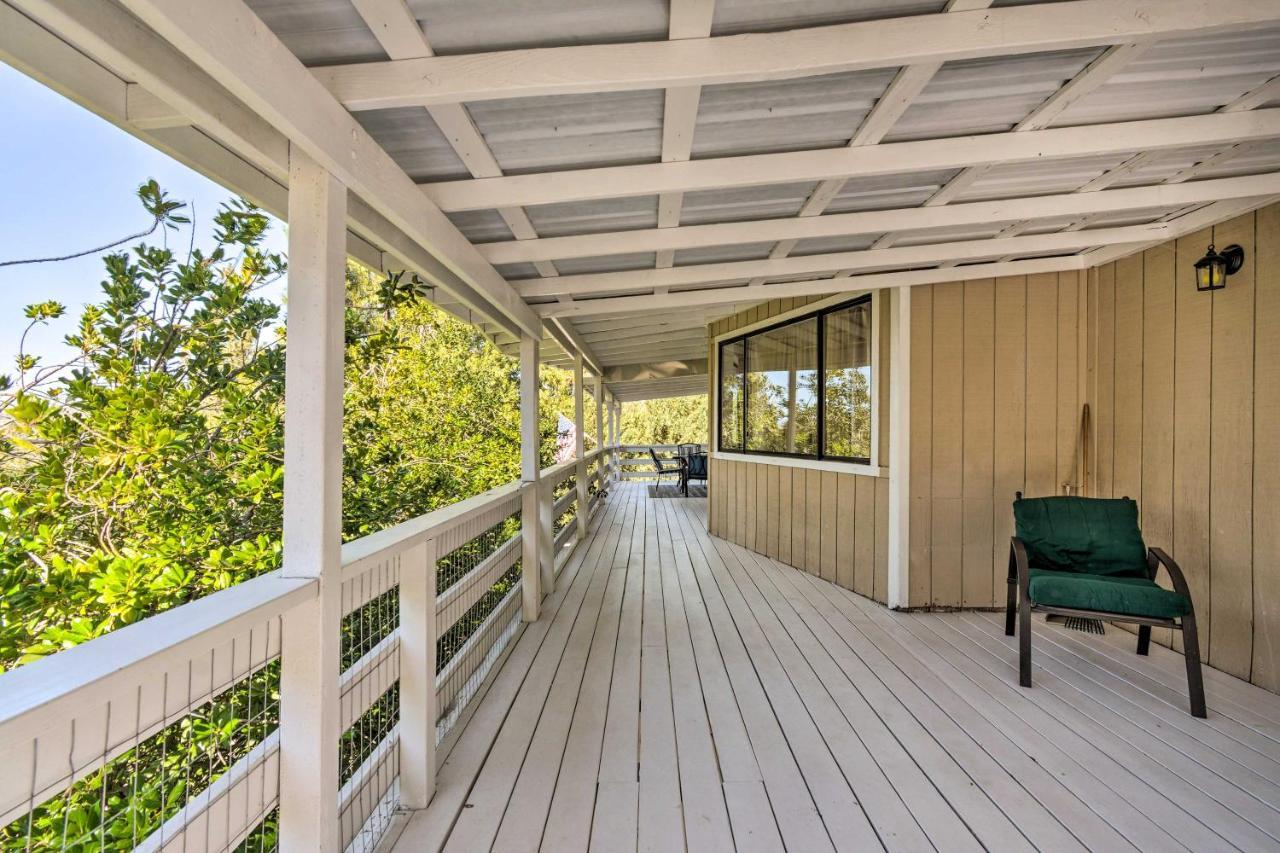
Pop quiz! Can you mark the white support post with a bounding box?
[279,146,346,853]
[887,287,911,610]
[399,538,437,808]
[613,402,623,481]
[594,375,605,495]
[519,335,544,619]
[574,354,588,539]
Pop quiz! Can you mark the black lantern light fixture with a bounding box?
[1193,243,1245,292]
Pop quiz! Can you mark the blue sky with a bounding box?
[0,62,286,370]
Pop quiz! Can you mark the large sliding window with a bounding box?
[717,296,873,464]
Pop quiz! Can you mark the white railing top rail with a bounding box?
[0,570,313,744]
[341,479,527,575]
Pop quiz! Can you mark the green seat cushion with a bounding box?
[1028,569,1191,620]
[1013,496,1147,577]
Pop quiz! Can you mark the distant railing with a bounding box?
[0,445,619,852]
[617,444,707,481]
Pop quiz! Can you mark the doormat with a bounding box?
[648,484,707,498]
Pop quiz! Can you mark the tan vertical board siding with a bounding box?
[1025,273,1059,498]
[778,465,793,565]
[992,276,1028,598]
[836,473,856,592]
[765,465,780,560]
[874,476,890,605]
[1208,213,1255,680]
[747,462,759,552]
[793,467,808,569]
[962,279,996,607]
[930,282,965,607]
[1094,264,1116,498]
[737,458,748,547]
[1253,204,1280,693]
[755,463,765,555]
[1057,272,1081,494]
[1112,254,1144,506]
[1141,242,1177,647]
[909,286,934,607]
[855,475,876,600]
[820,471,839,583]
[1172,227,1214,657]
[806,468,823,576]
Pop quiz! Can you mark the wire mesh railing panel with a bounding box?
[337,557,402,853]
[338,686,399,853]
[436,509,520,597]
[1,621,284,852]
[433,561,522,742]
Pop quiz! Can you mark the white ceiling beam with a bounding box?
[423,109,1280,211]
[546,318,604,376]
[655,0,716,269]
[475,172,1280,264]
[345,0,601,367]
[884,38,1156,238]
[766,0,995,262]
[537,256,1086,318]
[3,0,520,337]
[513,221,1178,299]
[111,0,543,339]
[313,0,1278,110]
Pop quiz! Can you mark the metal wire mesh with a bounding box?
[233,806,278,853]
[338,559,402,853]
[436,511,520,596]
[2,622,282,852]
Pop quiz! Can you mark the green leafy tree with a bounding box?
[619,394,708,446]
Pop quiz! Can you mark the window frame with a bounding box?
[716,294,874,465]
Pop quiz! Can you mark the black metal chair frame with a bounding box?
[1005,529,1207,718]
[649,447,685,492]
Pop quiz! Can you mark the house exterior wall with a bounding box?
[1088,202,1280,692]
[706,295,891,604]
[905,272,1089,610]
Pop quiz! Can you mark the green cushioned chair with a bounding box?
[1005,493,1206,717]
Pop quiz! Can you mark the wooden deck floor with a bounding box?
[389,482,1280,853]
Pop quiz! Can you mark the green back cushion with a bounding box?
[1013,496,1147,577]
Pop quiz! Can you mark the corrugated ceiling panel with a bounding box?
[673,243,777,266]
[1109,144,1227,186]
[354,108,471,182]
[495,261,540,280]
[525,196,659,236]
[1054,25,1280,126]
[788,233,880,256]
[1183,142,1280,181]
[244,0,384,65]
[824,169,959,213]
[467,90,663,173]
[446,210,514,244]
[884,48,1104,142]
[692,69,896,158]
[406,0,667,54]
[680,183,818,224]
[891,223,1006,246]
[711,0,945,36]
[958,152,1134,201]
[554,252,657,275]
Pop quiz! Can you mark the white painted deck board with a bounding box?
[393,482,1280,853]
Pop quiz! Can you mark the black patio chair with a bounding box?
[1006,493,1206,717]
[649,447,684,491]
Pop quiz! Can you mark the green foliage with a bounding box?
[619,394,708,446]
[0,183,582,849]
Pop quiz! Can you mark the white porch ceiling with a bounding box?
[6,0,1278,401]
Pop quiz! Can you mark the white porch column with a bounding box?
[594,375,605,494]
[520,335,544,619]
[279,146,345,853]
[574,354,588,539]
[887,287,911,610]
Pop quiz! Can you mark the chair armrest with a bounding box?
[1148,547,1194,600]
[1010,537,1031,596]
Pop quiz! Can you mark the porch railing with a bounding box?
[0,446,617,852]
[617,443,707,481]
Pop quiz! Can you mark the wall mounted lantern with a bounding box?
[1194,243,1244,292]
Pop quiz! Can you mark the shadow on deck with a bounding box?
[387,481,1280,852]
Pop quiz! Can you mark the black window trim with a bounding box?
[716,294,873,465]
